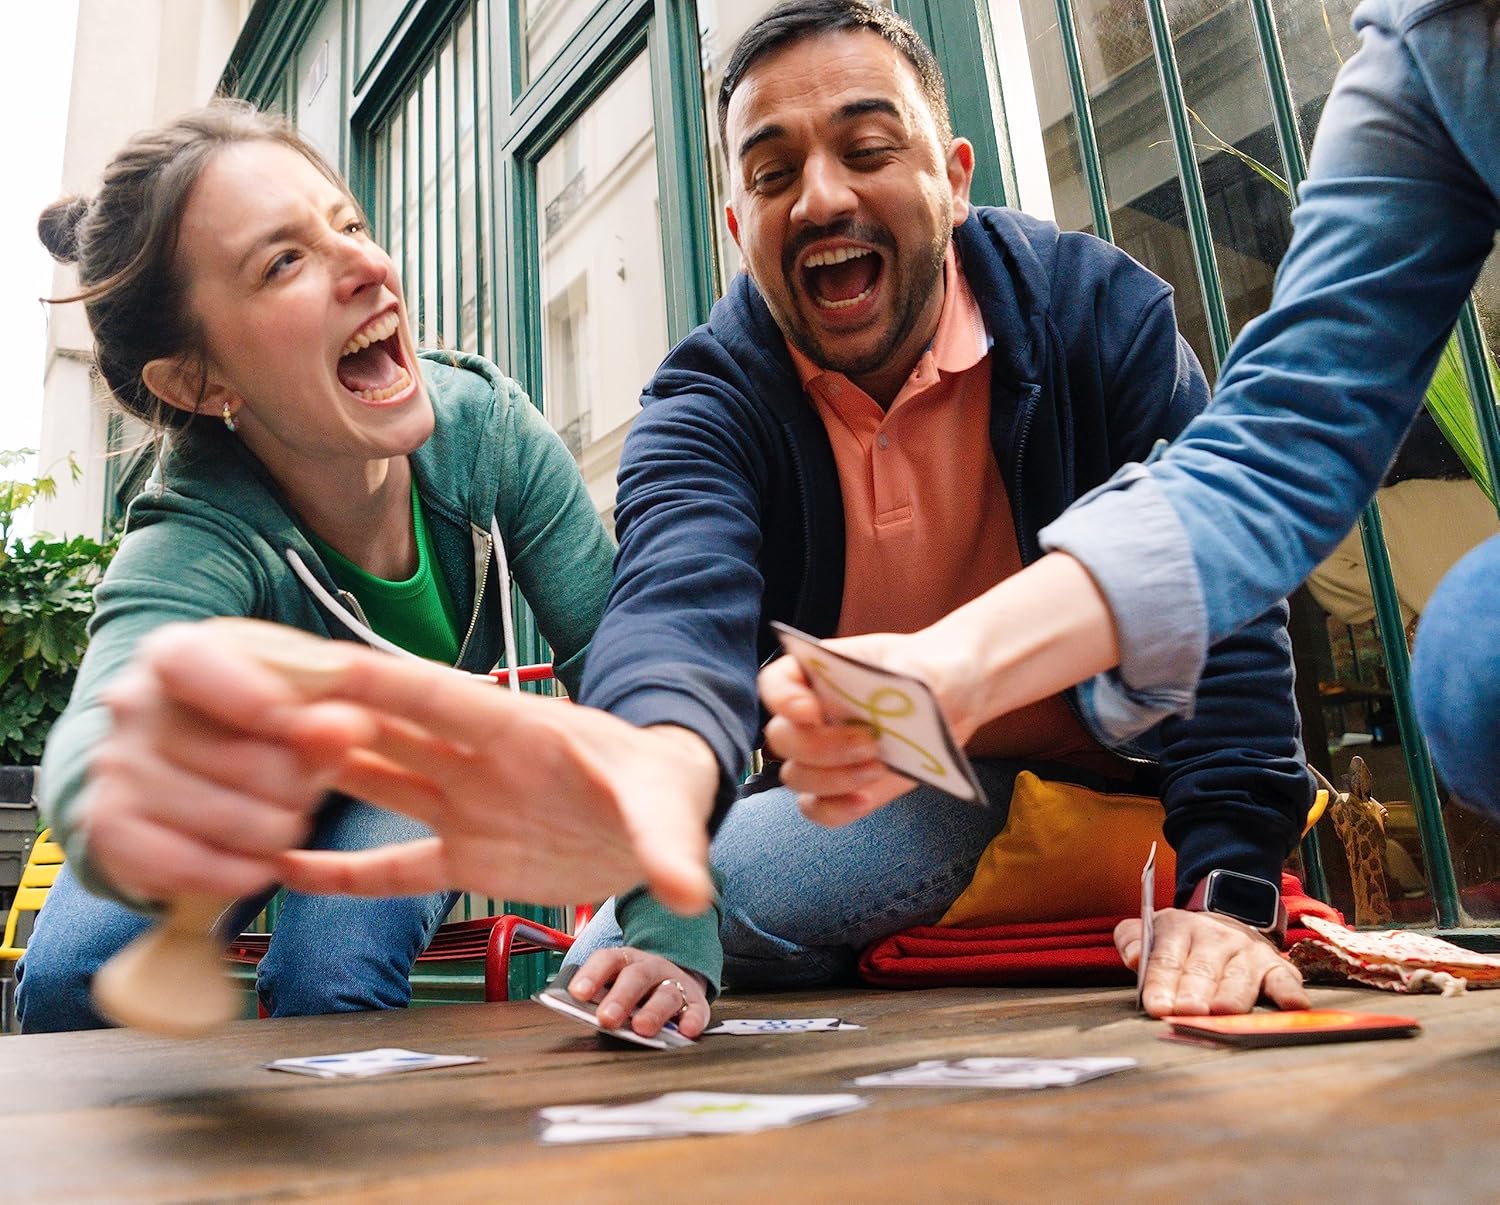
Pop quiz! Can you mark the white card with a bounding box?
[771,622,987,805]
[538,1092,867,1143]
[705,1017,864,1035]
[265,1048,483,1079]
[534,969,695,1051]
[1137,841,1157,1012]
[854,1057,1136,1089]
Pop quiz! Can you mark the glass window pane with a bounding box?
[536,51,669,522]
[367,2,492,357]
[515,0,599,90]
[1015,0,1218,375]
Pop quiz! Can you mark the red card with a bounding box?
[1162,1009,1420,1048]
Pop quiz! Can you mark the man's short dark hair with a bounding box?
[717,0,953,152]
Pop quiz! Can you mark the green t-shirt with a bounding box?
[310,482,463,664]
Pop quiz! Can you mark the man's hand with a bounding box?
[1117,907,1309,1017]
[265,647,718,913]
[566,948,711,1039]
[758,631,944,826]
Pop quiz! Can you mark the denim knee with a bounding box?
[1414,533,1500,817]
[256,891,454,1017]
[14,867,152,1033]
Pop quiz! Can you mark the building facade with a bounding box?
[40,0,1500,940]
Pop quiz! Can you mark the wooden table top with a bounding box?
[7,984,1500,1203]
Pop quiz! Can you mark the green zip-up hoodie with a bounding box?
[41,350,615,902]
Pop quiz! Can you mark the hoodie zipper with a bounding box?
[455,526,493,669]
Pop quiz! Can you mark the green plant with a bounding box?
[0,451,117,763]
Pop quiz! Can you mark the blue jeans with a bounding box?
[15,797,457,1032]
[565,759,1056,989]
[1413,531,1500,819]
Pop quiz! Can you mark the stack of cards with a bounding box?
[533,968,695,1050]
[854,1057,1137,1089]
[1162,1010,1421,1048]
[705,1018,864,1035]
[538,1092,868,1144]
[265,1048,484,1079]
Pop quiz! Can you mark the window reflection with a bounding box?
[1015,0,1217,374]
[536,52,669,523]
[371,2,492,357]
[515,0,599,88]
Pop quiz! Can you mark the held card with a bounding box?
[533,966,696,1051]
[771,622,987,806]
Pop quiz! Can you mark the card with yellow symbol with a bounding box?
[771,622,988,806]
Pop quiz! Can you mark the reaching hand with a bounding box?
[1116,907,1308,1017]
[269,647,719,913]
[565,948,711,1039]
[78,623,373,901]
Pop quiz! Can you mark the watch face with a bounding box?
[1207,870,1280,929]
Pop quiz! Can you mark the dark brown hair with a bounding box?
[39,99,352,430]
[716,0,952,153]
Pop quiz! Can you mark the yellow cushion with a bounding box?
[938,771,1176,928]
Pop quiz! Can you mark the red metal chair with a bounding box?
[224,909,583,1005]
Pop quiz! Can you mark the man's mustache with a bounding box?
[782,221,897,280]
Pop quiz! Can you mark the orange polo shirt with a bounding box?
[791,246,1118,772]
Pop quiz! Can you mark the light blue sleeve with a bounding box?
[1041,0,1500,739]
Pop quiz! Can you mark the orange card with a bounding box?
[1162,1009,1420,1048]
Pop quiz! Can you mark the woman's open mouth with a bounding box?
[800,246,883,312]
[337,311,413,402]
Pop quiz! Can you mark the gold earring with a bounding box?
[222,402,238,433]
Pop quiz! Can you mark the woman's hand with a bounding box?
[269,645,720,913]
[1116,908,1309,1017]
[77,624,373,902]
[566,948,711,1038]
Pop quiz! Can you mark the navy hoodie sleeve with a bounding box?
[1054,232,1311,898]
[577,347,777,829]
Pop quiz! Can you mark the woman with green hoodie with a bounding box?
[17,101,615,1031]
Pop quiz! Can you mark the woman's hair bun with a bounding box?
[37,195,90,265]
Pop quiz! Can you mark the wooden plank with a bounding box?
[7,986,1500,1202]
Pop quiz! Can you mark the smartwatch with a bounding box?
[1185,869,1287,943]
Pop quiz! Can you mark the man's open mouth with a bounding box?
[800,246,883,311]
[337,311,412,402]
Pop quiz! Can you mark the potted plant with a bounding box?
[0,450,116,890]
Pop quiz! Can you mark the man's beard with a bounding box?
[774,220,950,381]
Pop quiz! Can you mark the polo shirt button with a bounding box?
[876,432,890,450]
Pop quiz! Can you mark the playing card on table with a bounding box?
[265,1048,483,1079]
[537,1092,868,1144]
[854,1057,1137,1089]
[771,622,987,805]
[533,966,695,1050]
[704,1017,864,1035]
[1136,841,1157,1012]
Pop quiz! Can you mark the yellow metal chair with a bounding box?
[0,828,64,1033]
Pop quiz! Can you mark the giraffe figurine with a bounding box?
[1316,756,1394,927]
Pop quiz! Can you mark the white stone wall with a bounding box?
[36,0,252,538]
